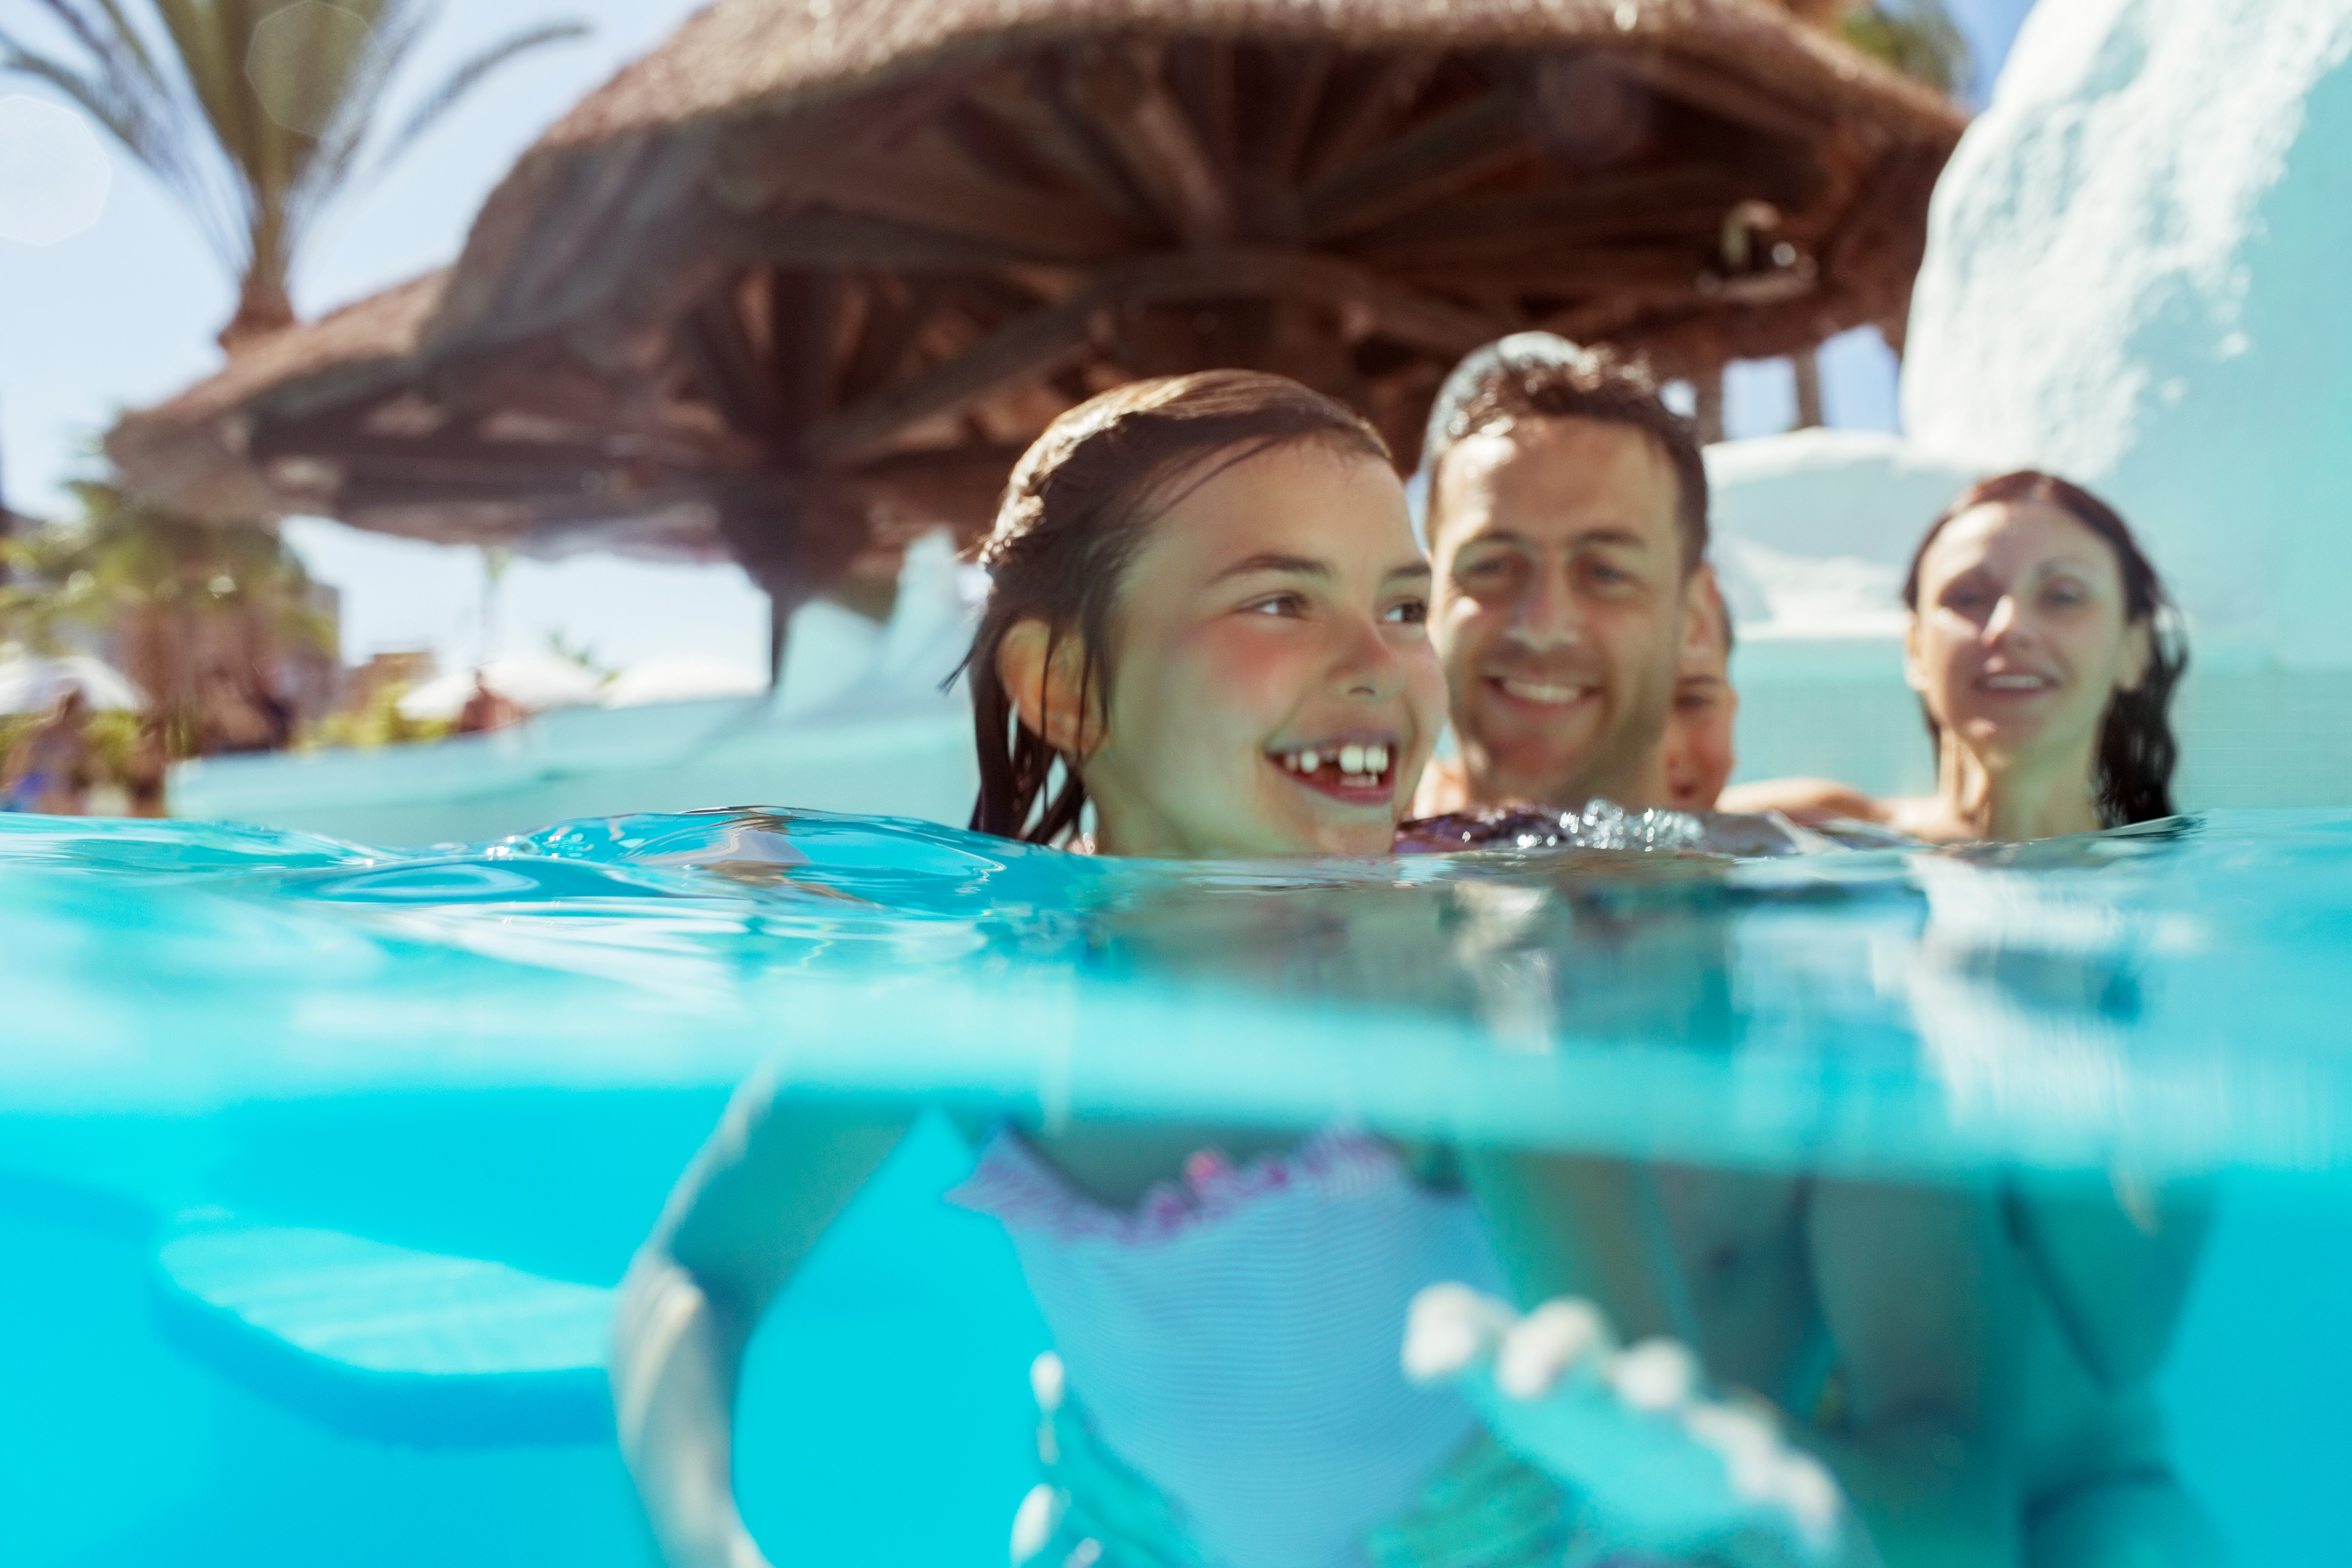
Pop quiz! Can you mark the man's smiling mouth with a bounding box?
[1488,676,1593,708]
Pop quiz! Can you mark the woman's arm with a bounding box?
[611,1068,915,1568]
[1716,777,1888,828]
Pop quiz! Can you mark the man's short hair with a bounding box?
[1420,333,1708,575]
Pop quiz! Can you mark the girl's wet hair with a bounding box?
[1902,470,2187,827]
[963,370,1391,844]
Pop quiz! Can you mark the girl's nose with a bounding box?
[1336,616,1403,698]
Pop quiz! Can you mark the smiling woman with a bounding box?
[1725,471,2188,841]
[965,371,1445,859]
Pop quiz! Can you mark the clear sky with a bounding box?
[0,0,2035,679]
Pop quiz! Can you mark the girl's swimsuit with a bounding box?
[949,1126,1570,1568]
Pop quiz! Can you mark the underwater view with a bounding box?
[5,805,2349,1565]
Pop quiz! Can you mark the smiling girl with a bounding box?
[611,373,1837,1568]
[967,372,1442,857]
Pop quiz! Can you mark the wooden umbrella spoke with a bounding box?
[1065,40,1240,247]
[1300,89,1533,244]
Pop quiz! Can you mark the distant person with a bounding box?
[455,673,521,734]
[1724,471,2186,839]
[1413,335,1713,818]
[1661,565,1738,811]
[122,715,169,818]
[1,686,97,815]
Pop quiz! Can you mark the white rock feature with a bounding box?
[1904,0,2352,667]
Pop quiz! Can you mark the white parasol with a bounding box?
[0,654,145,715]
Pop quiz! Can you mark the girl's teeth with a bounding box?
[1278,742,1393,782]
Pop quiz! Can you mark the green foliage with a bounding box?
[0,1,588,342]
[300,681,447,749]
[545,628,607,678]
[1,482,335,758]
[0,480,332,658]
[1841,0,1971,98]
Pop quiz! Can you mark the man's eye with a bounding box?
[1383,598,1429,625]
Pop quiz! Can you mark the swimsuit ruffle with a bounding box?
[949,1124,1405,1247]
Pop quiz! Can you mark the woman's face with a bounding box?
[1077,442,1446,859]
[1906,499,2152,774]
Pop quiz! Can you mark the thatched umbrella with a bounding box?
[114,0,1966,661]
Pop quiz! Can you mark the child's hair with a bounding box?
[963,370,1392,844]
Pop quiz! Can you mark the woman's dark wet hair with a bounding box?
[1902,470,2186,827]
[962,371,1392,844]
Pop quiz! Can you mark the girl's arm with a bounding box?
[612,1068,915,1568]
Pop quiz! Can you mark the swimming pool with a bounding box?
[4,807,2348,1564]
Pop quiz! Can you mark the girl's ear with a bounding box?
[998,619,1096,756]
[2117,615,2155,694]
[1902,612,1929,695]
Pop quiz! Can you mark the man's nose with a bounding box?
[1505,562,1581,651]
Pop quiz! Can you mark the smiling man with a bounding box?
[1413,336,1711,816]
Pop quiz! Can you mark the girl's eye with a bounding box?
[1383,598,1429,625]
[1243,593,1306,617]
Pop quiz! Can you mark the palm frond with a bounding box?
[4,0,588,350]
[0,27,244,263]
[1841,0,1972,98]
[375,18,588,171]
[288,0,437,238]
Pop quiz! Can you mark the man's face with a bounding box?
[1428,417,1691,809]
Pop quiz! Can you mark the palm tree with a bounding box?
[1773,0,1969,426]
[1,1,587,350]
[1840,0,1972,100]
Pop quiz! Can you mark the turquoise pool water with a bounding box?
[4,807,2349,1564]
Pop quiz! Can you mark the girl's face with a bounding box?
[1905,499,2153,774]
[1059,442,1445,858]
